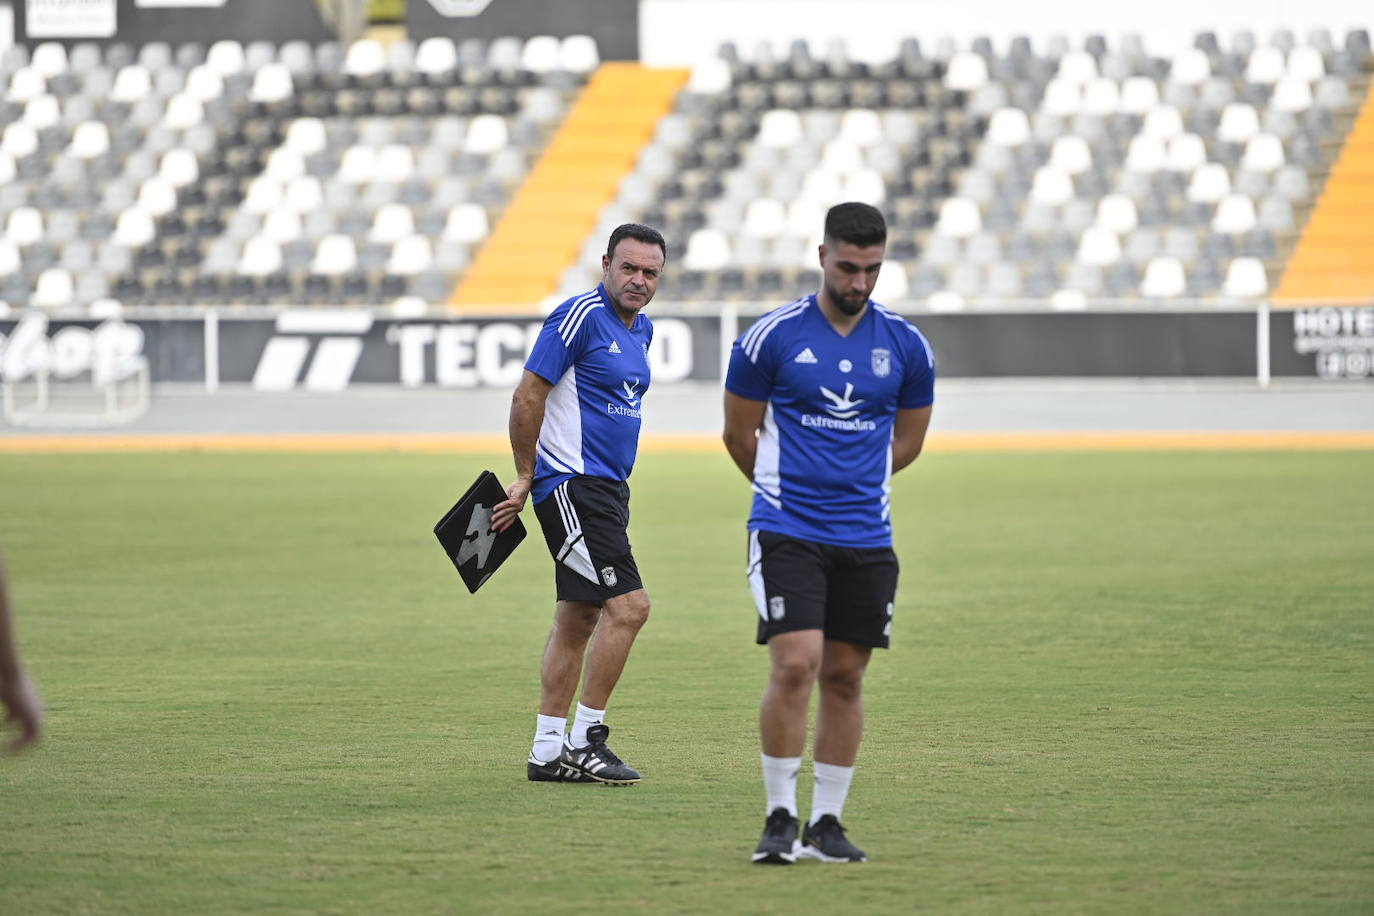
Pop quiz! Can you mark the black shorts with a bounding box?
[747,529,898,649]
[533,476,643,604]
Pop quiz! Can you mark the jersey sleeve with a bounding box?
[524,304,589,384]
[724,333,775,402]
[898,329,936,409]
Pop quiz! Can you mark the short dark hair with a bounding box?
[606,223,667,262]
[823,202,887,248]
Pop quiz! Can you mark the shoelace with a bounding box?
[588,740,625,767]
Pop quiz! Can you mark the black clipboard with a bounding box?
[434,471,527,593]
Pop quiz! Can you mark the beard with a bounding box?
[825,283,869,316]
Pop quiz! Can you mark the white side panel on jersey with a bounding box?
[747,530,769,621]
[537,365,585,475]
[553,481,599,582]
[751,403,782,510]
[881,439,893,523]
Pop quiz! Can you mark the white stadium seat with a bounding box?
[238,236,283,276]
[344,39,386,77]
[311,235,358,275]
[387,236,434,276]
[463,114,508,154]
[743,198,786,238]
[6,207,45,247]
[7,67,46,103]
[1142,105,1185,140]
[1217,103,1261,143]
[68,121,110,159]
[758,109,804,148]
[32,268,75,308]
[1077,226,1123,266]
[1049,135,1093,174]
[1245,46,1285,84]
[443,204,489,244]
[416,38,458,75]
[249,64,294,104]
[1096,195,1139,234]
[1169,48,1211,86]
[683,228,732,271]
[559,35,600,74]
[945,52,989,91]
[136,177,177,217]
[987,108,1031,146]
[285,118,328,156]
[1223,258,1269,297]
[261,209,303,244]
[1241,133,1286,172]
[1030,167,1074,206]
[114,208,156,248]
[936,197,982,238]
[1212,194,1258,234]
[109,65,151,104]
[207,40,246,76]
[369,204,415,244]
[1187,163,1232,203]
[1140,257,1186,298]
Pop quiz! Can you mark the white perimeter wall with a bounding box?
[641,0,1370,66]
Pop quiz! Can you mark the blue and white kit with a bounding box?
[724,295,936,549]
[525,283,654,505]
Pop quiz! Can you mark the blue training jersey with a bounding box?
[526,284,653,504]
[724,295,935,548]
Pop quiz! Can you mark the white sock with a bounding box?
[531,714,566,764]
[809,761,855,825]
[569,703,605,749]
[761,754,801,817]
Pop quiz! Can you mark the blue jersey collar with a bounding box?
[599,282,644,332]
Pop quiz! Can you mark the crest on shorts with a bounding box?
[871,348,891,378]
[600,566,617,587]
[769,595,785,620]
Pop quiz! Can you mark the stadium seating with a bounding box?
[0,35,592,308]
[0,29,1369,311]
[562,29,1370,307]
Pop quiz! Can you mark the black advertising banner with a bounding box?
[3,308,1371,388]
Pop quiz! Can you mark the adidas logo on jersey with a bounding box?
[793,347,818,364]
[607,340,622,354]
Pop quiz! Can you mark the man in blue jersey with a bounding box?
[722,202,935,863]
[490,223,665,786]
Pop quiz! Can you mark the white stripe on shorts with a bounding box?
[553,481,599,583]
[747,530,769,622]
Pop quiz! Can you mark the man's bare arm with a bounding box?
[490,370,555,532]
[722,391,768,481]
[891,405,933,473]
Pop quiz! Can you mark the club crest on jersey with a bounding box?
[871,348,891,378]
[607,339,622,354]
[601,566,617,587]
[769,596,785,620]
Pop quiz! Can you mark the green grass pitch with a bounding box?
[0,449,1371,914]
